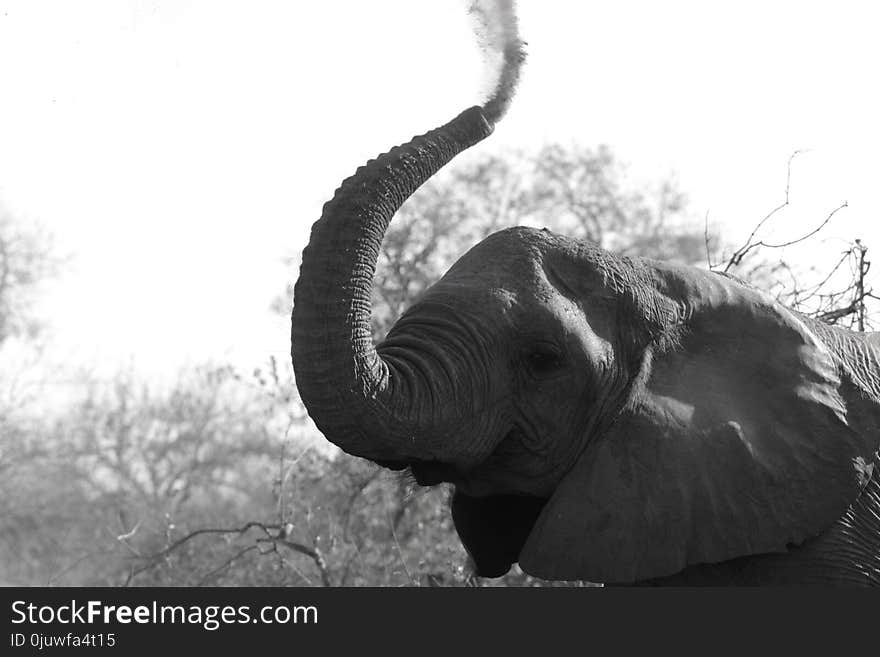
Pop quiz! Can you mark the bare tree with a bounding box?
[707,152,876,331]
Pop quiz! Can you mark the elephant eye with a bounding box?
[524,343,564,377]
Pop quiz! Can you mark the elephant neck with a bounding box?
[638,452,880,586]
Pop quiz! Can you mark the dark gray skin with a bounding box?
[291,106,880,585]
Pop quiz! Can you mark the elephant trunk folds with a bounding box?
[291,107,493,462]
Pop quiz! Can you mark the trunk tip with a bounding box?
[456,106,495,143]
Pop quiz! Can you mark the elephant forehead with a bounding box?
[435,231,565,295]
[416,228,593,324]
[446,245,542,282]
[425,265,560,317]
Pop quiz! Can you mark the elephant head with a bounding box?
[291,106,880,584]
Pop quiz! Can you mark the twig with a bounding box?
[124,518,335,586]
[723,150,813,272]
[389,512,416,586]
[196,545,260,586]
[148,521,274,562]
[703,210,714,269]
[275,551,315,586]
[759,201,848,249]
[276,539,332,587]
[124,521,277,584]
[105,525,142,557]
[791,249,852,305]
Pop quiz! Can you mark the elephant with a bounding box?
[290,105,880,586]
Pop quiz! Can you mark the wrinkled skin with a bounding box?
[291,107,880,585]
[380,229,626,499]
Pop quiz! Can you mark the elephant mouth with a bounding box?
[375,425,539,491]
[374,459,464,487]
[375,441,551,579]
[409,460,465,486]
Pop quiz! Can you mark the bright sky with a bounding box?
[0,0,878,382]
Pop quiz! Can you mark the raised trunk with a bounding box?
[291,106,493,462]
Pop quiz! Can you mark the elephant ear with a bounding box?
[519,263,880,583]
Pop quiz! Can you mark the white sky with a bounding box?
[0,0,878,382]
